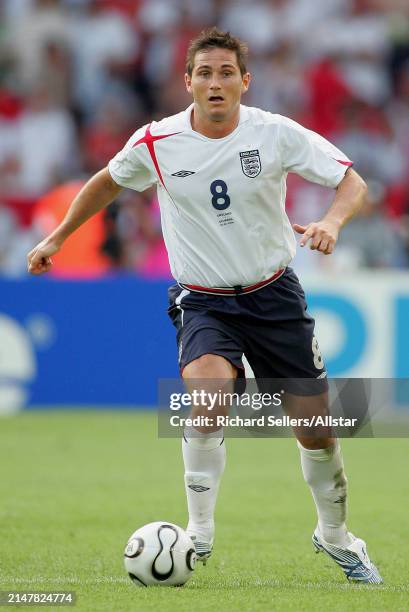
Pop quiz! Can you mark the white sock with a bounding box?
[182,427,226,543]
[298,440,352,547]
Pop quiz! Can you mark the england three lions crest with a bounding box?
[240,149,261,178]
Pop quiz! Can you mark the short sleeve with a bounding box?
[108,126,156,191]
[278,117,353,188]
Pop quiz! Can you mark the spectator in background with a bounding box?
[0,204,40,277]
[69,0,139,118]
[156,7,206,115]
[35,40,73,109]
[302,57,353,138]
[138,195,172,279]
[102,191,171,278]
[389,60,409,178]
[2,0,409,277]
[0,84,77,199]
[334,99,405,187]
[333,180,409,269]
[138,0,183,109]
[5,0,70,93]
[2,0,34,22]
[220,0,285,56]
[82,95,140,174]
[0,89,23,196]
[247,42,308,119]
[12,86,77,197]
[310,0,391,105]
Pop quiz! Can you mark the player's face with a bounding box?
[185,48,250,123]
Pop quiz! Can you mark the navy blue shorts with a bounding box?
[168,268,327,395]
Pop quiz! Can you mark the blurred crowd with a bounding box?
[1,0,409,277]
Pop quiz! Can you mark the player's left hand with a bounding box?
[293,220,340,255]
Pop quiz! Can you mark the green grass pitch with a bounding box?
[0,411,408,611]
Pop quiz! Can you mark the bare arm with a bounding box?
[27,168,123,275]
[293,168,367,254]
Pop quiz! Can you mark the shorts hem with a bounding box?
[180,352,245,376]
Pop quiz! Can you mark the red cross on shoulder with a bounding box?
[132,123,181,187]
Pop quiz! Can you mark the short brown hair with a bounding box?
[186,27,248,76]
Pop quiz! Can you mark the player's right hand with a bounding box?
[27,238,61,275]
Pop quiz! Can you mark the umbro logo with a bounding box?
[171,170,195,177]
[188,484,210,492]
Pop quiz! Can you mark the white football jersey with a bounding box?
[108,104,352,288]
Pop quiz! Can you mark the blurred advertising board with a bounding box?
[0,272,408,412]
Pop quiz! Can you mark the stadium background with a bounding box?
[1,0,409,412]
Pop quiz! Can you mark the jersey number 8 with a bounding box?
[210,180,231,211]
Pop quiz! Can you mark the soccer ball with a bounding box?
[124,521,196,587]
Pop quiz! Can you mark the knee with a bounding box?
[183,429,224,450]
[297,436,336,450]
[183,354,237,380]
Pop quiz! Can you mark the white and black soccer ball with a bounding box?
[124,521,196,587]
